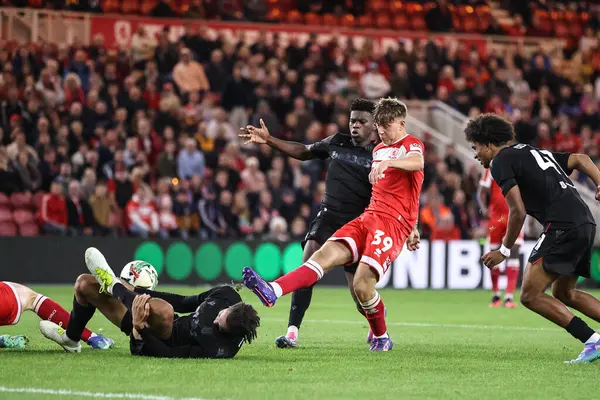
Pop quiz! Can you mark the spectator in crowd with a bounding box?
[126,185,159,238]
[65,180,95,236]
[178,137,205,179]
[198,185,226,239]
[88,181,117,236]
[38,180,68,235]
[360,63,390,100]
[150,0,177,18]
[158,194,178,238]
[425,0,454,32]
[173,48,210,94]
[173,187,200,239]
[131,26,156,71]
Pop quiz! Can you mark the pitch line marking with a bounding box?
[270,318,562,332]
[0,387,210,400]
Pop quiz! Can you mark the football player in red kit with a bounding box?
[0,281,113,350]
[478,169,523,308]
[242,98,423,351]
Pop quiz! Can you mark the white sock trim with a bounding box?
[287,326,298,337]
[305,260,324,279]
[271,282,283,298]
[360,292,381,311]
[374,332,389,339]
[33,294,47,313]
[586,332,600,344]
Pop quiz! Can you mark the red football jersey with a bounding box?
[479,169,508,216]
[366,135,424,233]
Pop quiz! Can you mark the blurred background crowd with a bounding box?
[0,0,598,242]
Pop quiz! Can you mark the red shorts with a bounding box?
[328,212,408,281]
[0,281,21,326]
[488,214,524,247]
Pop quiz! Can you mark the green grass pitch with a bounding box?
[1,285,600,400]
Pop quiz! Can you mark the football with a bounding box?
[119,260,159,290]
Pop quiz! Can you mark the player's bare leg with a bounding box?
[2,282,113,351]
[504,245,521,308]
[552,276,600,323]
[243,241,351,307]
[353,263,392,351]
[489,263,502,308]
[520,261,600,363]
[41,274,174,351]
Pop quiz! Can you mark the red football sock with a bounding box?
[505,263,520,297]
[361,292,387,337]
[34,295,94,342]
[491,267,501,294]
[274,260,323,296]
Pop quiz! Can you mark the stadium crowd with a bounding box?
[0,1,599,241]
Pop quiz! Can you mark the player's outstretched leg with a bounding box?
[489,265,502,308]
[0,334,28,349]
[520,261,600,364]
[244,241,351,307]
[353,263,392,352]
[85,247,119,294]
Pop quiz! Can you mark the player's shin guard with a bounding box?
[288,285,315,329]
[273,261,323,297]
[35,295,95,343]
[361,292,387,337]
[111,282,138,310]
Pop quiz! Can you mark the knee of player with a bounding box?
[551,286,574,304]
[352,277,372,301]
[519,290,537,308]
[12,283,38,310]
[74,274,96,295]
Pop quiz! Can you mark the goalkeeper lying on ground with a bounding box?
[41,247,260,358]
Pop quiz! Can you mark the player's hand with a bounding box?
[595,185,600,202]
[481,250,506,269]
[132,294,151,331]
[369,160,390,184]
[239,119,271,145]
[406,228,420,251]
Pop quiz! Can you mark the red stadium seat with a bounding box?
[357,14,373,29]
[340,14,355,28]
[369,0,388,14]
[140,0,158,15]
[411,14,427,31]
[0,208,13,223]
[12,209,34,225]
[392,13,408,30]
[0,222,17,237]
[121,0,140,14]
[322,14,340,27]
[286,10,303,24]
[304,12,322,26]
[32,191,44,210]
[390,0,403,14]
[554,21,570,38]
[28,0,44,8]
[570,23,583,38]
[266,8,282,23]
[462,15,479,33]
[375,13,391,30]
[0,193,10,209]
[18,222,39,237]
[102,0,121,13]
[10,192,32,210]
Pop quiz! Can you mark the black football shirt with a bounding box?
[308,133,374,216]
[490,143,595,229]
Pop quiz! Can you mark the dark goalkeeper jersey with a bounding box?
[130,286,245,359]
[490,143,595,229]
[308,133,374,216]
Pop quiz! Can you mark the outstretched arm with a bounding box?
[567,153,600,200]
[239,119,317,161]
[370,154,424,184]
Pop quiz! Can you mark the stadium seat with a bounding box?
[554,21,570,38]
[322,14,340,27]
[357,14,373,29]
[266,8,282,23]
[410,14,427,31]
[0,193,10,209]
[102,0,121,13]
[304,12,322,26]
[0,208,13,223]
[286,10,303,24]
[340,14,355,28]
[0,222,17,237]
[10,192,32,210]
[121,0,140,14]
[28,0,44,8]
[140,0,157,15]
[32,191,44,210]
[12,209,34,225]
[462,15,479,33]
[369,0,388,14]
[18,222,40,237]
[375,13,391,30]
[392,13,408,30]
[390,0,403,14]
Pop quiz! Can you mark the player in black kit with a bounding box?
[40,248,259,359]
[465,113,600,363]
[239,98,378,348]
